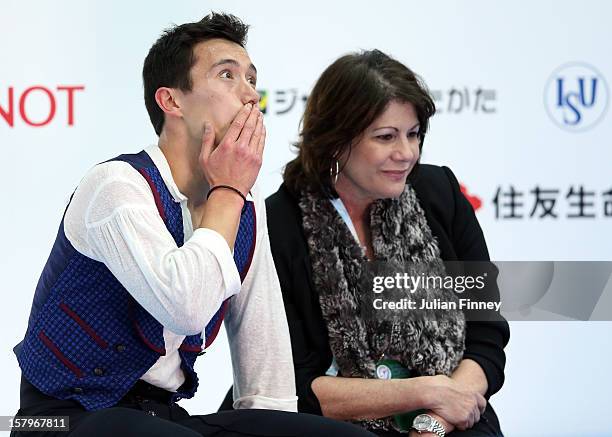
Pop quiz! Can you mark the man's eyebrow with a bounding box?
[210,58,257,74]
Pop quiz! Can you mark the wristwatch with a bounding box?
[411,413,446,437]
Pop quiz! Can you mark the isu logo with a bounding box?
[0,85,85,128]
[544,63,609,132]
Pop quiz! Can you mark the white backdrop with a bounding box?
[1,1,611,436]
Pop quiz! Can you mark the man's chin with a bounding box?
[214,121,232,145]
[210,125,225,149]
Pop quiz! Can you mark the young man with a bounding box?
[11,13,372,437]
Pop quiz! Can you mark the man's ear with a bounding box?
[155,87,182,120]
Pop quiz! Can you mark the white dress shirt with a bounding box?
[63,145,297,411]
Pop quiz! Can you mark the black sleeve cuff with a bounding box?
[296,370,323,414]
[464,321,510,398]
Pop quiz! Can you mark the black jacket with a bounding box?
[265,164,510,415]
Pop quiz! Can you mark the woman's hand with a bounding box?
[424,374,487,430]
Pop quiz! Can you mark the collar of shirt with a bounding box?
[329,197,360,243]
[145,145,188,204]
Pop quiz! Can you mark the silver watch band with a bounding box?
[429,420,446,437]
[412,413,446,437]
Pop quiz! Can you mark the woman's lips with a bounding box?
[381,169,409,181]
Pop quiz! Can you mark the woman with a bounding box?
[266,50,509,436]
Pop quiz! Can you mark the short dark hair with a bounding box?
[284,49,436,197]
[143,12,249,136]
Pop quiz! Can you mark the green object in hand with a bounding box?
[375,358,426,432]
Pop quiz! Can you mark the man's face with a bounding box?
[176,38,259,144]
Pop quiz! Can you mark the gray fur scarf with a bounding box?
[299,184,466,431]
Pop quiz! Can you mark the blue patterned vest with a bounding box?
[13,151,256,410]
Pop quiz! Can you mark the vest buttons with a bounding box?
[115,344,126,352]
[73,387,83,394]
[94,367,105,376]
[147,410,156,416]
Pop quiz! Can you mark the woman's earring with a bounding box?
[330,160,339,185]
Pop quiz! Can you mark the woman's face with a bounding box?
[336,100,421,204]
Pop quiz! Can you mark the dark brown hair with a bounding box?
[143,12,249,136]
[284,49,435,197]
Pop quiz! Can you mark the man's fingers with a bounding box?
[237,105,260,145]
[257,124,266,156]
[248,113,263,151]
[200,122,215,161]
[224,103,253,143]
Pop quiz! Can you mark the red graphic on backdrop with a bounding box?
[0,85,85,127]
[460,183,482,211]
